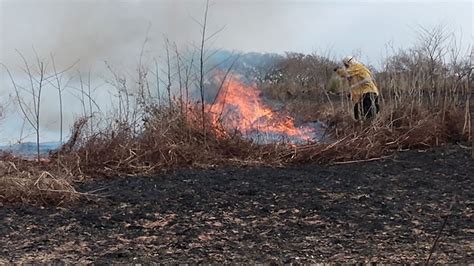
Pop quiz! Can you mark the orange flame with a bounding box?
[208,74,316,143]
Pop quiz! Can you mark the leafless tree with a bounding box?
[104,61,134,126]
[174,43,184,114]
[164,39,173,110]
[151,58,162,108]
[198,0,210,138]
[184,51,195,114]
[137,24,152,108]
[1,51,50,161]
[193,0,227,139]
[68,70,101,138]
[49,54,78,143]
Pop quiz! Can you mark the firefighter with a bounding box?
[334,56,380,120]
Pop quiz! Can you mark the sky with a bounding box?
[1,0,472,68]
[0,0,472,144]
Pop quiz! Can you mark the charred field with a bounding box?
[1,145,472,264]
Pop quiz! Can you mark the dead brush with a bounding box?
[57,104,275,178]
[1,99,468,206]
[54,97,469,178]
[0,154,80,205]
[280,101,469,165]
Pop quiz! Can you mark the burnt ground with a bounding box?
[1,145,473,263]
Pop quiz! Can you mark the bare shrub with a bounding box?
[260,52,338,102]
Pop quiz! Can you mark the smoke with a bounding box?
[2,0,186,69]
[0,0,288,144]
[0,0,471,143]
[0,0,201,143]
[1,0,331,71]
[1,0,471,69]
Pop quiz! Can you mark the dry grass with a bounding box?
[279,101,470,164]
[1,96,470,206]
[1,28,471,205]
[0,155,80,206]
[56,104,280,178]
[56,98,469,174]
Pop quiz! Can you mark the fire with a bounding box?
[208,74,316,143]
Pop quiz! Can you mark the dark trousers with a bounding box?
[354,92,380,120]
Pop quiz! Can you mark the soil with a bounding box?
[1,145,473,263]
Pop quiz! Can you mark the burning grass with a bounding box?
[1,77,471,206]
[56,91,470,177]
[208,75,318,143]
[1,43,472,206]
[2,20,472,207]
[0,103,469,206]
[1,92,470,206]
[56,105,282,179]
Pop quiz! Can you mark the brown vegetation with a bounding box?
[0,154,79,205]
[0,25,472,206]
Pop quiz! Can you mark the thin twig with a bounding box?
[332,155,392,165]
[425,195,457,265]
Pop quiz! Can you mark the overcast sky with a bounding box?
[1,0,472,69]
[0,0,472,144]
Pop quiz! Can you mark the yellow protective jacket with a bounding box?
[336,63,379,103]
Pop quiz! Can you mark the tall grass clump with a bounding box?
[57,103,280,178]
